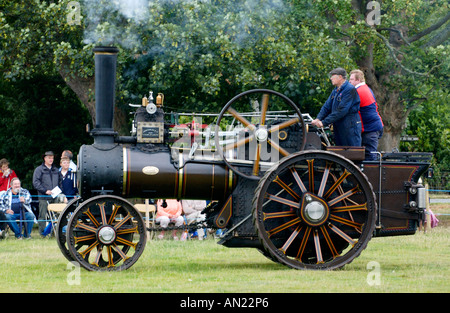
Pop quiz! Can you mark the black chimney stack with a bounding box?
[91,46,119,145]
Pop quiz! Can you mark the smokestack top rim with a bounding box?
[93,46,119,54]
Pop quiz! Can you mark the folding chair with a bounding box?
[134,199,156,240]
[47,203,67,236]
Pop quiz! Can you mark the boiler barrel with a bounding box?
[78,144,236,200]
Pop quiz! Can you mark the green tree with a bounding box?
[0,76,92,189]
[1,0,448,157]
[301,0,449,151]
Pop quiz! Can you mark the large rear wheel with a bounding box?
[253,151,376,270]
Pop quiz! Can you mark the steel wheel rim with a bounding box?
[56,198,81,262]
[215,89,306,180]
[66,195,147,271]
[253,151,376,270]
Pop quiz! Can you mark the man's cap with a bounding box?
[329,67,347,78]
[43,151,55,158]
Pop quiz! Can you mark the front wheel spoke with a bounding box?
[116,226,139,235]
[332,203,367,213]
[108,204,121,225]
[279,225,303,254]
[107,246,115,267]
[329,214,362,230]
[274,176,300,201]
[327,186,360,207]
[327,223,356,246]
[83,209,100,228]
[79,240,100,259]
[320,225,339,258]
[323,170,351,199]
[267,217,301,238]
[313,230,323,263]
[98,202,107,225]
[75,221,97,233]
[113,214,132,230]
[265,193,299,208]
[74,234,96,244]
[92,246,103,267]
[115,236,138,249]
[112,243,130,261]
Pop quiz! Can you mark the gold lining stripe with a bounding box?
[178,153,184,198]
[122,147,128,196]
[94,52,117,55]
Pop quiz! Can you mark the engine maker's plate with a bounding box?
[137,122,164,143]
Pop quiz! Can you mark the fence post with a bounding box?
[425,184,431,233]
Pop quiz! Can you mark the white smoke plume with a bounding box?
[80,0,287,50]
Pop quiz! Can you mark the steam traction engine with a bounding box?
[56,47,432,271]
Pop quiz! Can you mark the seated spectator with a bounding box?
[0,158,18,192]
[0,210,6,238]
[182,200,207,240]
[60,157,78,202]
[0,177,36,239]
[156,199,184,240]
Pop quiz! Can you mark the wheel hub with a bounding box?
[97,225,116,245]
[255,127,268,142]
[300,193,330,226]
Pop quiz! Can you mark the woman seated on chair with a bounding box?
[156,199,184,240]
[0,178,36,239]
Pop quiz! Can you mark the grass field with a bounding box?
[0,203,448,293]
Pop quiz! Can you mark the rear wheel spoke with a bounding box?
[323,170,351,199]
[267,217,301,238]
[307,159,315,192]
[263,211,297,220]
[318,162,332,197]
[313,230,323,263]
[274,176,301,201]
[279,225,303,254]
[320,225,339,258]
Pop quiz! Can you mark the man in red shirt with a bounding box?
[349,70,384,160]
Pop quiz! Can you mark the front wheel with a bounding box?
[253,151,376,270]
[66,195,147,271]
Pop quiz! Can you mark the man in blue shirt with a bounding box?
[311,68,362,146]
